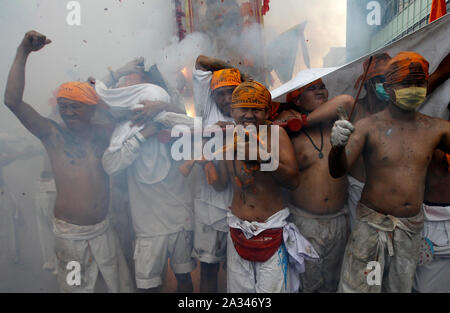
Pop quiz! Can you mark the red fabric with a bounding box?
[229,227,283,262]
[262,0,270,15]
[429,0,447,23]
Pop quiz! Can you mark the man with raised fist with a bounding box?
[4,31,133,293]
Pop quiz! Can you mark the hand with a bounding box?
[331,119,354,147]
[20,30,51,53]
[130,100,167,127]
[139,122,159,139]
[117,57,145,77]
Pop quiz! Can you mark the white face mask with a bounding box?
[393,87,427,111]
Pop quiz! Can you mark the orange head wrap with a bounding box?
[57,82,99,105]
[384,52,429,86]
[354,53,392,89]
[211,68,242,91]
[286,79,324,104]
[231,81,271,110]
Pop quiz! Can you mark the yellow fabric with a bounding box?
[210,68,242,91]
[231,81,271,109]
[393,87,427,111]
[57,82,99,105]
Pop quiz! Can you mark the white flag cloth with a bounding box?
[271,14,450,120]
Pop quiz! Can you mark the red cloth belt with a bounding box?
[229,227,283,262]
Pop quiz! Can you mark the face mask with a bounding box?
[393,87,427,111]
[375,83,389,101]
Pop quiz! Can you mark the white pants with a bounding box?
[0,186,19,263]
[192,200,228,264]
[134,230,196,289]
[347,176,364,230]
[35,179,56,269]
[414,204,450,292]
[226,233,289,293]
[54,217,134,293]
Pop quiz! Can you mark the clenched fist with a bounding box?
[331,119,355,147]
[20,30,51,53]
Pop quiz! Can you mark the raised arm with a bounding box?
[307,95,354,126]
[276,94,354,129]
[4,31,54,140]
[329,118,367,178]
[428,53,450,95]
[195,55,251,82]
[195,55,234,72]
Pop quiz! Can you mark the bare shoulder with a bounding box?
[353,114,375,134]
[416,112,450,132]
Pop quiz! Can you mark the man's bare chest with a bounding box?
[292,129,332,169]
[367,125,436,166]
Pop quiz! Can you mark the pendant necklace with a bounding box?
[302,123,324,159]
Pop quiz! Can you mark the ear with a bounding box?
[264,108,270,120]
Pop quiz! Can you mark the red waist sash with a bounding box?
[229,227,283,262]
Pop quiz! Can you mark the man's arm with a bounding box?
[195,55,251,81]
[100,57,146,88]
[4,31,54,140]
[428,53,450,95]
[276,95,354,128]
[268,127,300,190]
[307,95,354,126]
[210,160,230,192]
[329,118,366,178]
[102,123,159,176]
[130,100,185,127]
[195,55,234,72]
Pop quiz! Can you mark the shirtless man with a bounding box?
[348,53,450,229]
[275,80,354,292]
[4,31,133,292]
[414,103,450,293]
[347,54,392,228]
[328,51,450,292]
[212,81,318,293]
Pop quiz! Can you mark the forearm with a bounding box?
[196,55,233,72]
[328,146,349,178]
[211,161,229,192]
[306,95,353,127]
[100,67,128,88]
[102,133,145,175]
[428,53,450,95]
[4,48,29,107]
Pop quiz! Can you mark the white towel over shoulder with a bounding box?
[97,80,194,184]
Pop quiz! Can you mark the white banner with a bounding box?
[271,14,450,120]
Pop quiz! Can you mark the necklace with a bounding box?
[302,123,324,159]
